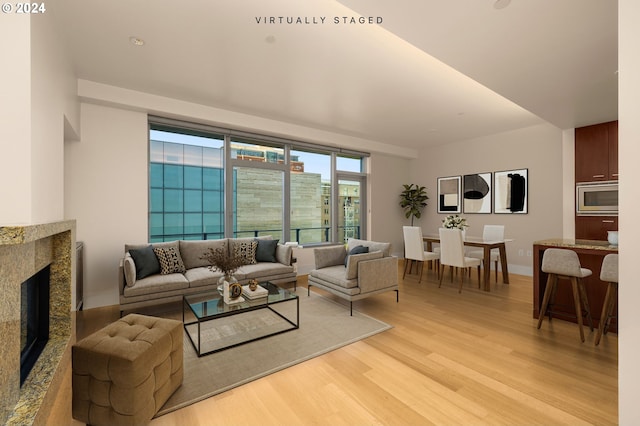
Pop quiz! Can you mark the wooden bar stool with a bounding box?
[537,248,594,342]
[595,253,618,346]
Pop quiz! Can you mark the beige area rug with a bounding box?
[156,289,392,417]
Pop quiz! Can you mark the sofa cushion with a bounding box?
[123,273,189,298]
[309,265,358,289]
[314,245,347,269]
[345,251,383,280]
[275,244,292,265]
[236,263,295,279]
[153,247,187,275]
[255,239,279,262]
[347,238,391,257]
[179,239,228,270]
[344,245,369,266]
[232,239,258,264]
[129,246,161,280]
[185,267,223,288]
[123,253,137,287]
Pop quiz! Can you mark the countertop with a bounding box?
[533,238,618,252]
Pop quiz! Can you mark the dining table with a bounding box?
[423,234,512,291]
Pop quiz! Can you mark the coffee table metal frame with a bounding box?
[182,282,299,357]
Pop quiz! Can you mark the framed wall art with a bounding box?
[463,172,492,214]
[437,176,462,214]
[494,168,528,214]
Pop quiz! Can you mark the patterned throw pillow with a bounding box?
[153,247,186,275]
[233,240,258,265]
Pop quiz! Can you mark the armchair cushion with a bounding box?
[347,238,391,257]
[346,251,383,280]
[314,245,347,269]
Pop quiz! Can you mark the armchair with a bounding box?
[307,239,399,315]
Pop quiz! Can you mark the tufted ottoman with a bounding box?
[72,314,183,425]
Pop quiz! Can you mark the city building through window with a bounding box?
[149,119,368,245]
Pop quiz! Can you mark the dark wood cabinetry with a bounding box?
[574,120,618,240]
[575,216,618,241]
[575,120,618,182]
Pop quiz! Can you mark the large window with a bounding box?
[149,127,224,242]
[148,118,368,244]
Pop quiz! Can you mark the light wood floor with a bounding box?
[72,263,618,425]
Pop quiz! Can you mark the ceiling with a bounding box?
[51,0,618,151]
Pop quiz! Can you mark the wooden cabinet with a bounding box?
[575,216,618,241]
[575,120,618,182]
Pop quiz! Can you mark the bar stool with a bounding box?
[537,248,594,342]
[595,254,618,346]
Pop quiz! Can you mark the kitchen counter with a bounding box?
[533,238,618,333]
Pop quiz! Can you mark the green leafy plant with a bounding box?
[399,184,429,226]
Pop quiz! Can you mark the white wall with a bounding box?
[410,123,564,276]
[0,13,78,225]
[368,153,412,257]
[65,104,148,308]
[618,0,639,423]
[1,16,32,224]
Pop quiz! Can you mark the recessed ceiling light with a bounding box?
[129,36,145,46]
[494,0,511,9]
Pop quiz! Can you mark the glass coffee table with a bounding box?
[182,282,299,357]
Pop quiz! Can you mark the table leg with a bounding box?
[499,244,509,284]
[483,246,491,291]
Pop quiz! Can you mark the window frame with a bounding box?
[148,116,369,244]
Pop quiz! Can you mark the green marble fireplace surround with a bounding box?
[0,220,75,425]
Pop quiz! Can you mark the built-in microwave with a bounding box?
[576,181,618,215]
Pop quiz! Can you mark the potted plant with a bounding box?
[201,248,248,298]
[399,184,429,226]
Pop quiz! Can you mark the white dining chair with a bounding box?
[467,225,505,284]
[438,228,481,293]
[402,226,439,283]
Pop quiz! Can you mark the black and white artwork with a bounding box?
[494,169,528,214]
[437,176,462,214]
[463,172,492,214]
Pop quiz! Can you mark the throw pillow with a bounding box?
[128,245,161,280]
[344,246,369,268]
[345,245,369,267]
[233,240,258,264]
[255,239,279,262]
[153,246,187,275]
[123,253,137,287]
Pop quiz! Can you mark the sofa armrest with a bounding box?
[358,256,398,294]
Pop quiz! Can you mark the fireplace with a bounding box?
[20,265,51,385]
[0,220,75,425]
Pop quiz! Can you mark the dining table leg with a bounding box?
[499,244,509,284]
[483,246,491,291]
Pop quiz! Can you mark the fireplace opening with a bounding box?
[20,265,50,386]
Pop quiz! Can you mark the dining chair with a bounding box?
[402,226,439,283]
[467,225,505,284]
[438,228,481,293]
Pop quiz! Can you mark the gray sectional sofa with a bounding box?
[118,236,296,313]
[308,238,399,315]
